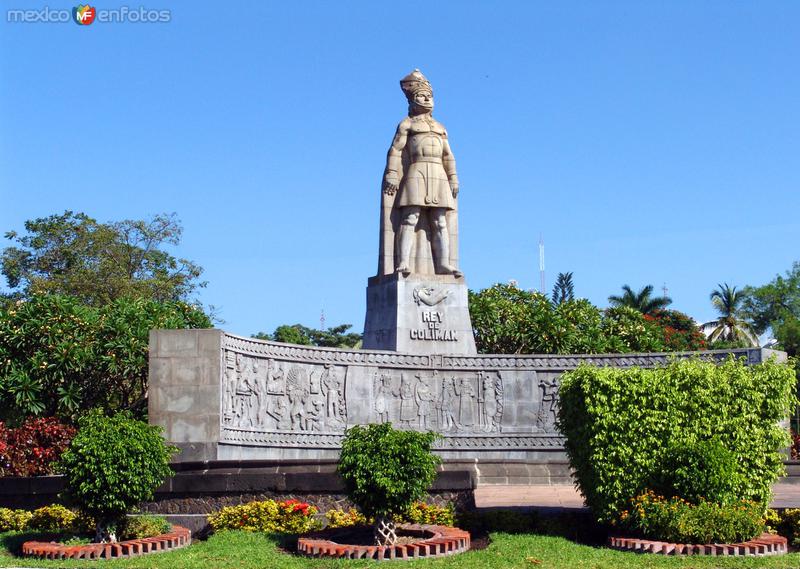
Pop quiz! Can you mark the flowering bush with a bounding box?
[208,499,320,534]
[644,310,706,351]
[325,508,368,528]
[765,508,800,546]
[396,502,455,526]
[0,417,76,476]
[0,508,33,532]
[618,491,764,544]
[28,504,77,531]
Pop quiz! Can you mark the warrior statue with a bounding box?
[378,69,461,277]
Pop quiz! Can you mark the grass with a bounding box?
[3,528,800,569]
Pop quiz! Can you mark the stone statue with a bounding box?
[378,69,461,277]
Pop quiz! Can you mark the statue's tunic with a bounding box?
[396,118,455,211]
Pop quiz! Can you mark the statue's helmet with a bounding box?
[400,69,433,100]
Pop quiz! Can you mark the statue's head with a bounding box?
[400,69,434,115]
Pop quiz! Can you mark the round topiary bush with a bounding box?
[58,410,177,542]
[337,423,440,545]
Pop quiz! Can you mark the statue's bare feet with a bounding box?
[440,264,463,278]
[396,264,411,277]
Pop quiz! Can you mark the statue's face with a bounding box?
[412,90,433,112]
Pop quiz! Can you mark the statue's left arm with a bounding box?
[442,134,459,198]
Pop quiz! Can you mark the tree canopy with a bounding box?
[2,211,205,305]
[701,283,758,347]
[551,272,575,305]
[608,284,672,315]
[253,323,362,348]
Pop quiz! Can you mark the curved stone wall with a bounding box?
[148,329,780,462]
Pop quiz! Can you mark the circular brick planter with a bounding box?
[298,523,471,560]
[22,524,191,560]
[609,533,787,556]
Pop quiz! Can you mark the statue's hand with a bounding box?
[383,177,399,196]
[451,182,459,198]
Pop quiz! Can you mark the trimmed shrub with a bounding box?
[119,515,171,540]
[0,508,32,532]
[28,504,77,531]
[338,423,440,520]
[558,357,796,522]
[208,499,319,533]
[652,438,739,505]
[58,410,177,540]
[619,491,764,544]
[0,417,76,477]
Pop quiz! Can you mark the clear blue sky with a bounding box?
[2,1,798,337]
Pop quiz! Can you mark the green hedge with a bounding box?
[558,357,796,522]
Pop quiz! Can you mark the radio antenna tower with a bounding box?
[538,234,546,294]
[320,309,326,331]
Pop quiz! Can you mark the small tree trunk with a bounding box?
[94,521,117,543]
[373,516,397,545]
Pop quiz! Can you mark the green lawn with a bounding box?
[3,530,800,569]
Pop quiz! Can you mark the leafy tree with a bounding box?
[0,294,211,423]
[469,283,673,355]
[774,315,800,358]
[337,423,440,545]
[1,211,205,305]
[608,284,672,315]
[701,283,758,347]
[741,262,800,335]
[59,411,177,542]
[551,272,575,305]
[253,323,361,348]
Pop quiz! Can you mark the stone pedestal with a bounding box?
[362,273,477,355]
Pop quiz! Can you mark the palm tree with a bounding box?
[701,283,759,346]
[608,284,672,315]
[551,272,575,305]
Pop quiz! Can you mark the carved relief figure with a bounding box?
[478,372,503,432]
[286,367,309,431]
[395,374,418,428]
[379,69,462,277]
[414,373,436,429]
[321,364,345,424]
[223,366,237,423]
[234,354,256,428]
[455,376,476,428]
[266,360,285,394]
[536,376,560,430]
[440,377,458,431]
[374,372,391,423]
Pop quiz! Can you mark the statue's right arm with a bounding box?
[383,119,410,195]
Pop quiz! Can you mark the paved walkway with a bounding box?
[475,483,800,510]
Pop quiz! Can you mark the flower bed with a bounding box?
[298,523,470,560]
[608,532,786,556]
[21,524,191,560]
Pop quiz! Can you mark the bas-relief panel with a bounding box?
[220,343,565,451]
[222,352,347,436]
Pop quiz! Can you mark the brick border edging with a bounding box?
[608,532,787,556]
[21,524,191,560]
[298,523,471,560]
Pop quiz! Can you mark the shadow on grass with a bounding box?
[461,507,608,547]
[0,530,73,557]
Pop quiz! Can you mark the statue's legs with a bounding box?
[430,208,462,277]
[396,206,420,276]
